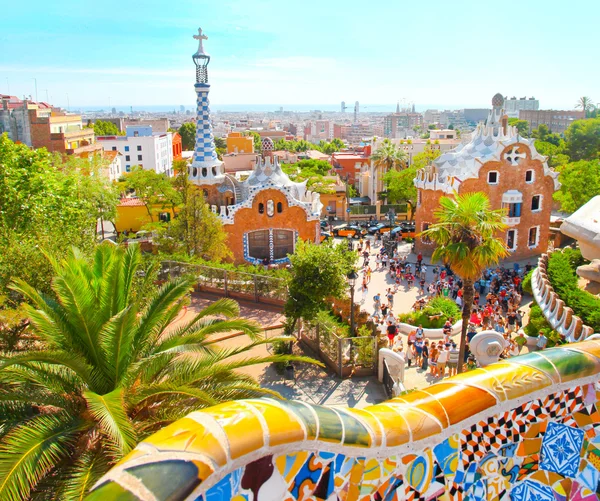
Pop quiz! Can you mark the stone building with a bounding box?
[414,93,560,261]
[187,28,321,264]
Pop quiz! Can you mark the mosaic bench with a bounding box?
[86,340,600,501]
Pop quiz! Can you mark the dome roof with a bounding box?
[261,137,274,151]
[492,93,504,108]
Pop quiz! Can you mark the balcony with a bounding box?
[503,216,521,226]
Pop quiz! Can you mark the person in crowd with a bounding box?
[447,342,460,377]
[437,343,449,378]
[406,341,416,368]
[429,345,439,377]
[536,331,548,350]
[421,340,429,371]
[386,320,398,348]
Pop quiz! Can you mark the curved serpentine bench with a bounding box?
[531,253,594,342]
[87,340,600,501]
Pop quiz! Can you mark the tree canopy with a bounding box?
[285,240,357,331]
[0,135,118,300]
[383,147,441,218]
[178,122,196,150]
[371,139,408,172]
[564,117,600,161]
[507,118,529,137]
[92,120,122,136]
[554,160,600,213]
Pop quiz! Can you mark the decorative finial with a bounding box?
[193,27,208,55]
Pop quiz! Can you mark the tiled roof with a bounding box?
[118,197,145,207]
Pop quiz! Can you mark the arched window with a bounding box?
[272,230,294,259]
[202,168,207,177]
[258,203,264,214]
[212,166,217,176]
[192,167,198,177]
[267,200,274,217]
[203,189,209,198]
[247,230,270,260]
[277,202,283,213]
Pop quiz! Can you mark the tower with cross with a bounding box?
[189,27,224,186]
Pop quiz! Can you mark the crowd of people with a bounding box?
[353,233,541,377]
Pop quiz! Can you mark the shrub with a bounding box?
[546,250,600,331]
[272,339,292,374]
[398,297,460,329]
[522,269,534,294]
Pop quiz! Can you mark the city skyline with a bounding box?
[1,0,598,110]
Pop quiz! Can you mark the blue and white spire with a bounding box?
[189,27,224,185]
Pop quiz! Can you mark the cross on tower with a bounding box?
[506,146,526,166]
[193,27,208,53]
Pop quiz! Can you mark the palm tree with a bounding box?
[421,192,509,373]
[0,244,311,500]
[575,96,595,117]
[371,138,408,172]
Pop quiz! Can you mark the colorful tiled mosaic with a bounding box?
[86,339,600,501]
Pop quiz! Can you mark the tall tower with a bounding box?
[189,27,224,185]
[396,101,400,114]
[341,101,345,113]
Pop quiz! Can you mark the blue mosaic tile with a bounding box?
[510,480,554,501]
[540,421,584,477]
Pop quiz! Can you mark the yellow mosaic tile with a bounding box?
[442,368,507,401]
[363,405,411,446]
[482,363,553,401]
[393,391,450,428]
[191,459,214,482]
[343,408,382,447]
[200,402,264,460]
[423,383,497,425]
[275,451,310,485]
[245,400,305,447]
[142,416,228,466]
[389,406,444,442]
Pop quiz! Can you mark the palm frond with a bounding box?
[0,351,94,388]
[83,389,137,457]
[0,413,87,501]
[58,449,109,501]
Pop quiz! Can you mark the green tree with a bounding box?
[371,139,408,173]
[421,193,508,373]
[507,118,530,137]
[120,167,181,222]
[157,177,231,261]
[0,244,311,500]
[178,122,196,150]
[534,140,570,168]
[383,147,441,219]
[564,117,600,161]
[383,167,417,218]
[245,131,262,153]
[553,160,600,212]
[281,159,336,194]
[531,124,562,146]
[93,120,121,136]
[285,240,357,332]
[575,96,596,118]
[0,135,118,300]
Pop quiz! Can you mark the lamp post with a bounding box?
[347,270,359,336]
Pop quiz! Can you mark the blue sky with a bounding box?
[1,0,598,110]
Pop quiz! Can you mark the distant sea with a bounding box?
[75,103,479,114]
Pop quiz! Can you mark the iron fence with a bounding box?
[159,260,288,304]
[295,320,378,378]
